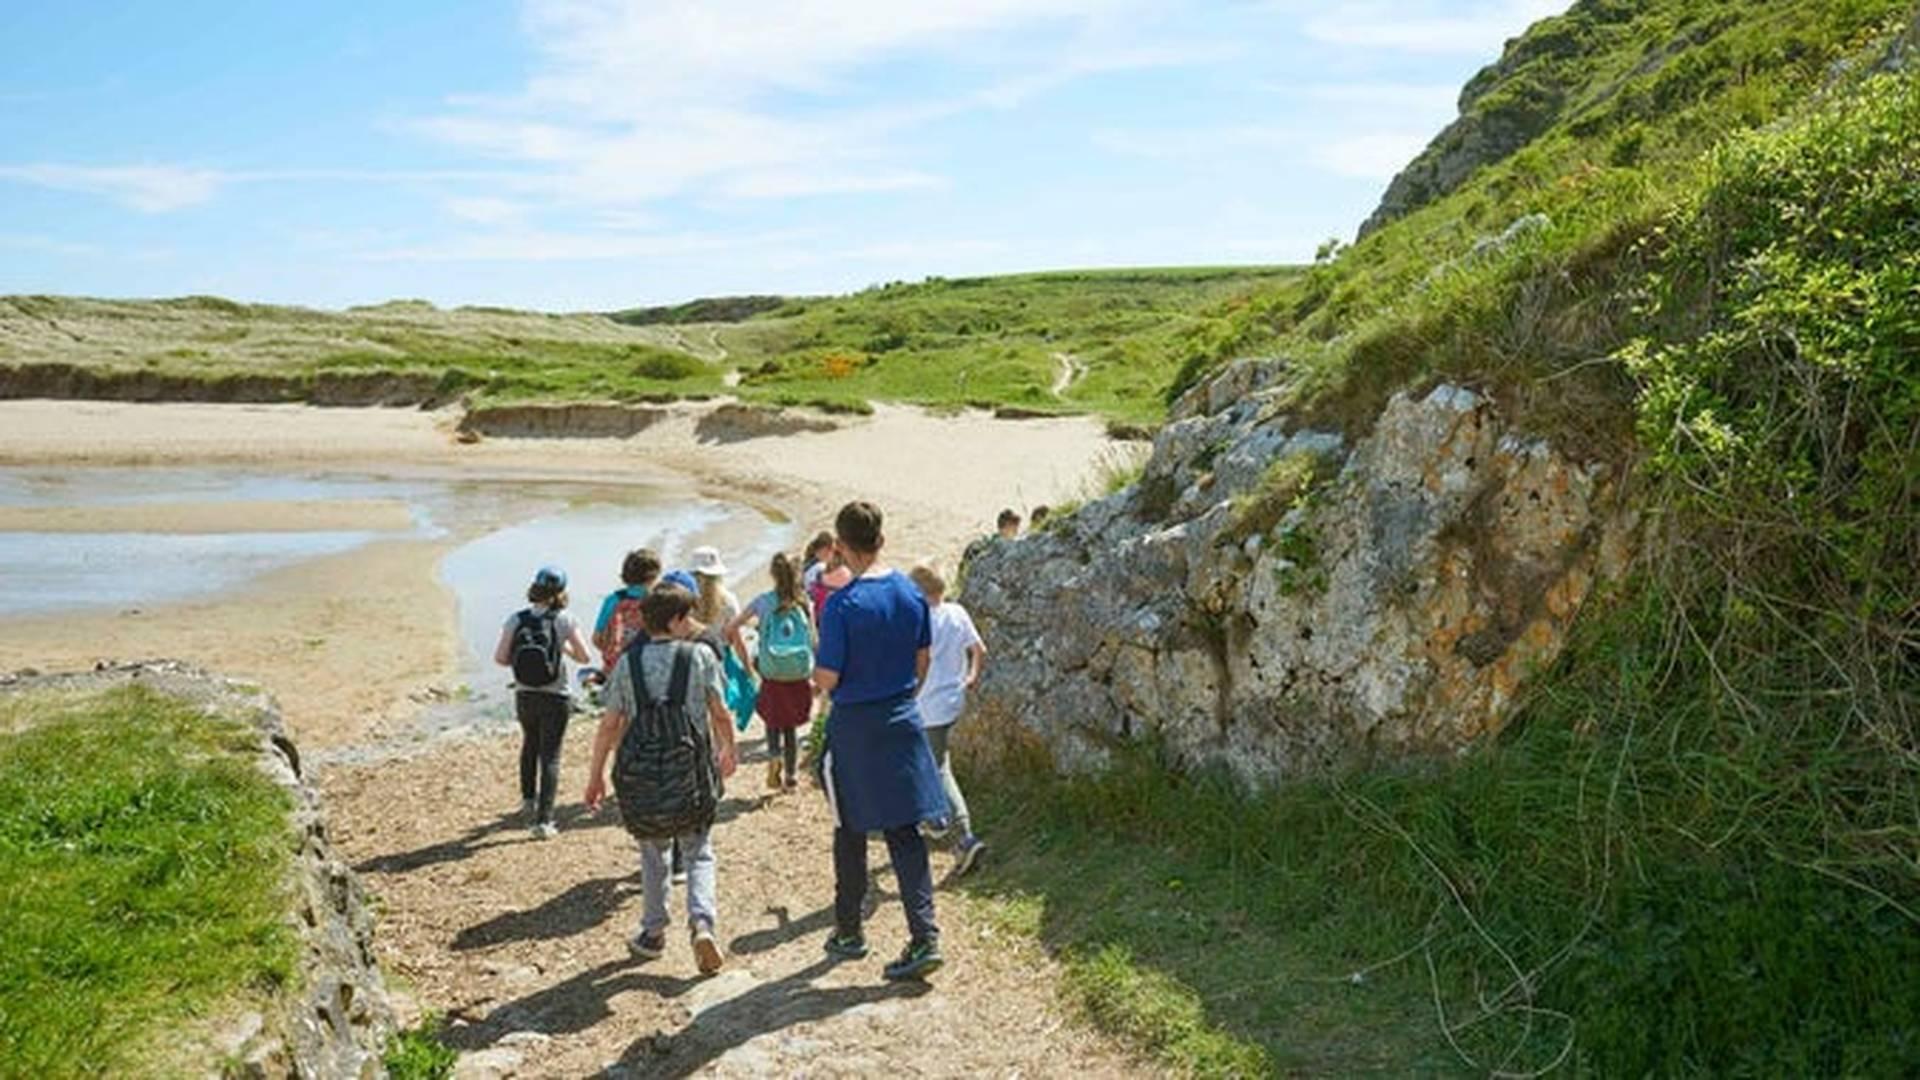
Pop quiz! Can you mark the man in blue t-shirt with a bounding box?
[813,500,950,982]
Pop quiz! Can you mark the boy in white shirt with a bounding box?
[909,564,987,875]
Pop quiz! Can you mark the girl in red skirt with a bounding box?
[727,551,815,793]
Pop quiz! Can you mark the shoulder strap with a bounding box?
[626,638,652,701]
[666,642,693,706]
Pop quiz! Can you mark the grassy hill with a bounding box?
[955,2,1920,1075]
[0,266,1295,424]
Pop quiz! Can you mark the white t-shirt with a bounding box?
[916,601,982,728]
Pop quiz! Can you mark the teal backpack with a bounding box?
[757,600,814,682]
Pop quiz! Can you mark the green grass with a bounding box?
[0,685,296,1077]
[384,1015,458,1080]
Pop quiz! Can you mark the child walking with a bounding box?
[493,565,593,839]
[584,584,738,973]
[908,564,988,874]
[726,552,815,793]
[591,548,661,668]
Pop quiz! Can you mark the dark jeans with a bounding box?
[834,824,938,945]
[515,691,569,824]
[769,726,799,781]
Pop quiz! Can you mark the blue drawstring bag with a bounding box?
[723,649,759,731]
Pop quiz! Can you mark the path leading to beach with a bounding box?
[0,398,1143,1078]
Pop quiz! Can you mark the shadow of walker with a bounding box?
[452,875,639,952]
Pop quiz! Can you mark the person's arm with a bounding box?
[583,706,630,811]
[493,620,515,667]
[564,620,592,665]
[724,604,756,676]
[812,592,845,695]
[914,647,931,687]
[965,642,986,689]
[814,666,840,694]
[707,690,737,777]
[590,593,618,655]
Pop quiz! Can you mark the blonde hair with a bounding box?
[909,564,945,600]
[694,573,726,625]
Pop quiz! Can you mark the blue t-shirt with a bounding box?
[593,584,647,636]
[816,570,931,705]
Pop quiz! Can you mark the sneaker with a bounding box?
[671,867,688,886]
[920,817,951,842]
[628,929,666,960]
[823,930,869,960]
[883,938,944,981]
[766,758,784,791]
[691,925,724,974]
[954,835,986,876]
[531,821,559,840]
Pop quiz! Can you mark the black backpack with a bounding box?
[510,609,562,686]
[613,641,720,839]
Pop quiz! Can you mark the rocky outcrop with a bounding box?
[456,401,671,439]
[962,360,1632,783]
[0,662,397,1077]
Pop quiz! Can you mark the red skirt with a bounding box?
[755,677,812,730]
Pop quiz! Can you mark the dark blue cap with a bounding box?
[533,564,567,590]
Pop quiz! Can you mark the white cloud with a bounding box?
[1301,0,1565,56]
[0,163,227,212]
[1302,82,1459,114]
[360,226,816,263]
[410,1,1210,209]
[444,196,527,224]
[0,232,102,257]
[1092,124,1298,159]
[1312,133,1429,179]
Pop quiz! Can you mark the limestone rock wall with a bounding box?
[962,360,1632,783]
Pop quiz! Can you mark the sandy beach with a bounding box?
[0,398,1117,748]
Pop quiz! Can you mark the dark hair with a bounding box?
[835,500,884,554]
[1030,505,1051,526]
[640,584,695,634]
[804,531,835,562]
[997,508,1021,528]
[771,552,804,610]
[621,548,661,586]
[527,583,568,608]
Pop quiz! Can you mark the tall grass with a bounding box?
[0,686,295,1076]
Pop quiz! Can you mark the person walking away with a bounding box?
[908,564,987,874]
[689,545,740,629]
[584,585,738,973]
[726,552,815,793]
[493,565,592,839]
[801,530,835,582]
[814,501,949,981]
[592,548,660,668]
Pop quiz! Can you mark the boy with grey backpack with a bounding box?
[584,584,738,973]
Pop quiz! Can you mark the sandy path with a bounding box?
[0,398,1143,1076]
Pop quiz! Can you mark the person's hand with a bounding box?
[965,672,981,690]
[584,774,606,812]
[716,742,737,778]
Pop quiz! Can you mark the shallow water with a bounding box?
[0,467,794,700]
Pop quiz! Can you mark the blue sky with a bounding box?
[0,1,1562,310]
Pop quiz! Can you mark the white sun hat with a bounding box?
[688,545,729,577]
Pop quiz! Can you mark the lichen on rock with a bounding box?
[963,358,1631,784]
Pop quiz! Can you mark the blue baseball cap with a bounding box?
[532,564,567,590]
[660,569,698,594]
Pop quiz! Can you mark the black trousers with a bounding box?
[515,691,569,824]
[834,824,938,944]
[769,726,800,780]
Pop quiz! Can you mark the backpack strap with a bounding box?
[626,637,652,703]
[665,641,694,707]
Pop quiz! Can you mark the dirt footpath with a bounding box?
[325,729,1143,1078]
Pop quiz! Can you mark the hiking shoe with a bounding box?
[531,821,559,840]
[823,930,869,961]
[692,925,724,974]
[954,835,986,876]
[883,938,944,981]
[766,758,784,791]
[628,929,666,960]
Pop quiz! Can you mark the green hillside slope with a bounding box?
[961,3,1919,1074]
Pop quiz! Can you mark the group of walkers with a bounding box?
[493,500,987,982]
